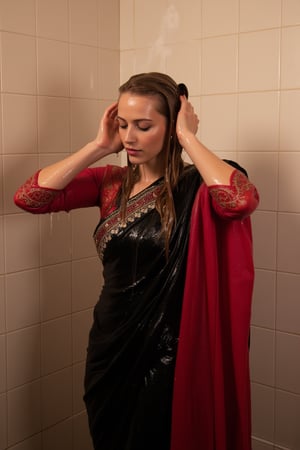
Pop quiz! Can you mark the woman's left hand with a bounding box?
[176,96,199,147]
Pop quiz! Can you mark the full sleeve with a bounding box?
[14,166,109,214]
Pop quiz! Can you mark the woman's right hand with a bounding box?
[94,102,123,156]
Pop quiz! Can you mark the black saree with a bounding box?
[83,165,202,450]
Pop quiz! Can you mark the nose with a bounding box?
[124,125,136,144]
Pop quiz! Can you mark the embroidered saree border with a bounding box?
[94,183,162,259]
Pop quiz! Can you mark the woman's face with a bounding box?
[117,93,168,170]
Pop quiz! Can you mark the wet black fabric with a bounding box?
[84,166,202,450]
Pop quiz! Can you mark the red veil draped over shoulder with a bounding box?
[171,182,254,450]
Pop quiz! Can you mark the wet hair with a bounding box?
[118,72,188,255]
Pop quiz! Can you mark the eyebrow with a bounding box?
[116,116,153,123]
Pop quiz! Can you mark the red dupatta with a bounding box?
[171,182,254,450]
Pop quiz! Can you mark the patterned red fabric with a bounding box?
[171,181,255,450]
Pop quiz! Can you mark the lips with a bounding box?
[126,148,142,156]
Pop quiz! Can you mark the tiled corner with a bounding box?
[250,326,275,386]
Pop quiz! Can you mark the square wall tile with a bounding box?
[281,26,300,89]
[3,154,39,214]
[277,272,300,334]
[73,412,93,450]
[38,96,70,153]
[163,1,202,43]
[238,29,280,92]
[251,269,276,329]
[40,262,71,322]
[201,35,237,95]
[41,368,72,429]
[99,0,120,49]
[99,49,120,100]
[0,335,6,393]
[6,325,41,390]
[2,93,38,155]
[0,393,7,450]
[70,99,101,150]
[8,434,42,450]
[0,216,5,274]
[277,213,300,273]
[251,211,277,270]
[41,316,72,375]
[72,362,85,414]
[71,208,98,259]
[120,50,137,83]
[276,332,300,394]
[238,92,280,152]
[6,269,40,332]
[0,276,5,333]
[40,212,72,266]
[199,94,237,151]
[5,213,40,273]
[1,32,37,94]
[72,310,93,363]
[239,0,281,32]
[251,382,275,442]
[278,152,300,213]
[238,152,278,212]
[134,0,168,48]
[280,90,300,151]
[37,38,69,97]
[0,218,4,275]
[250,326,275,386]
[202,0,239,37]
[42,418,72,450]
[134,46,166,75]
[0,0,36,35]
[282,0,300,26]
[72,257,101,312]
[70,44,98,99]
[7,380,41,446]
[120,0,133,50]
[0,157,3,216]
[36,0,69,41]
[165,41,201,96]
[251,439,273,450]
[275,390,300,450]
[69,0,98,46]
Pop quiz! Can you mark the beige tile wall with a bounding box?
[0,0,119,449]
[119,1,300,450]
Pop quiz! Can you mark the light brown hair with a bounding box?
[118,72,186,255]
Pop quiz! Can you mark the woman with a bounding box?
[14,72,259,450]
